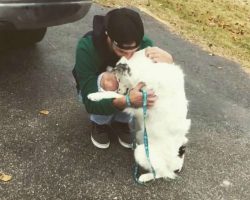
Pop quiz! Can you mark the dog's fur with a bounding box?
[88,49,191,183]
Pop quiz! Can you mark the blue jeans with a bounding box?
[90,112,133,125]
[78,92,133,125]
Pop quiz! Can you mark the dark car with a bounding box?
[0,0,92,47]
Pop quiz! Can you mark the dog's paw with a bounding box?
[88,91,123,101]
[87,93,102,101]
[138,173,155,183]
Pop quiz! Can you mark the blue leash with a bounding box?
[142,90,156,178]
[132,89,156,184]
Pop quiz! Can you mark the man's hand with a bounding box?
[145,47,173,64]
[129,82,157,108]
[112,82,157,110]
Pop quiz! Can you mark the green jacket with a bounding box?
[74,33,153,115]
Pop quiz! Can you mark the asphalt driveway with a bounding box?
[1,3,250,200]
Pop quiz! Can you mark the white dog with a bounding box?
[88,49,191,183]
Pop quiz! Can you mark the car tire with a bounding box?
[0,27,47,49]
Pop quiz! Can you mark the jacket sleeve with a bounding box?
[74,37,120,115]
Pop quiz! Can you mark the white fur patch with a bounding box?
[87,91,122,101]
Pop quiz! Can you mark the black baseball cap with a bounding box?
[104,8,144,50]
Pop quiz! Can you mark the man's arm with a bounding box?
[74,37,120,115]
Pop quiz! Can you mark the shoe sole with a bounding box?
[91,135,110,149]
[118,137,132,149]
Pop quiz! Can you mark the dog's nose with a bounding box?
[124,53,134,60]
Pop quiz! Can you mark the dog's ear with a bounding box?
[115,63,131,76]
[106,66,113,72]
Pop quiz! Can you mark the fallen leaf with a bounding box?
[0,172,12,182]
[232,36,238,41]
[208,43,213,48]
[40,110,49,115]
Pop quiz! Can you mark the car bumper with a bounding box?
[0,0,92,30]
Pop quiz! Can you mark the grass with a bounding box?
[95,0,250,70]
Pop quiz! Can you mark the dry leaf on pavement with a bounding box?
[0,172,12,182]
[39,110,49,115]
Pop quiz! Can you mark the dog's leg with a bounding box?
[135,129,144,145]
[174,145,186,173]
[87,91,123,101]
[175,137,188,173]
[174,157,185,174]
[134,144,160,183]
[134,144,150,170]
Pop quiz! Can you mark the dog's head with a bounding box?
[108,63,133,95]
